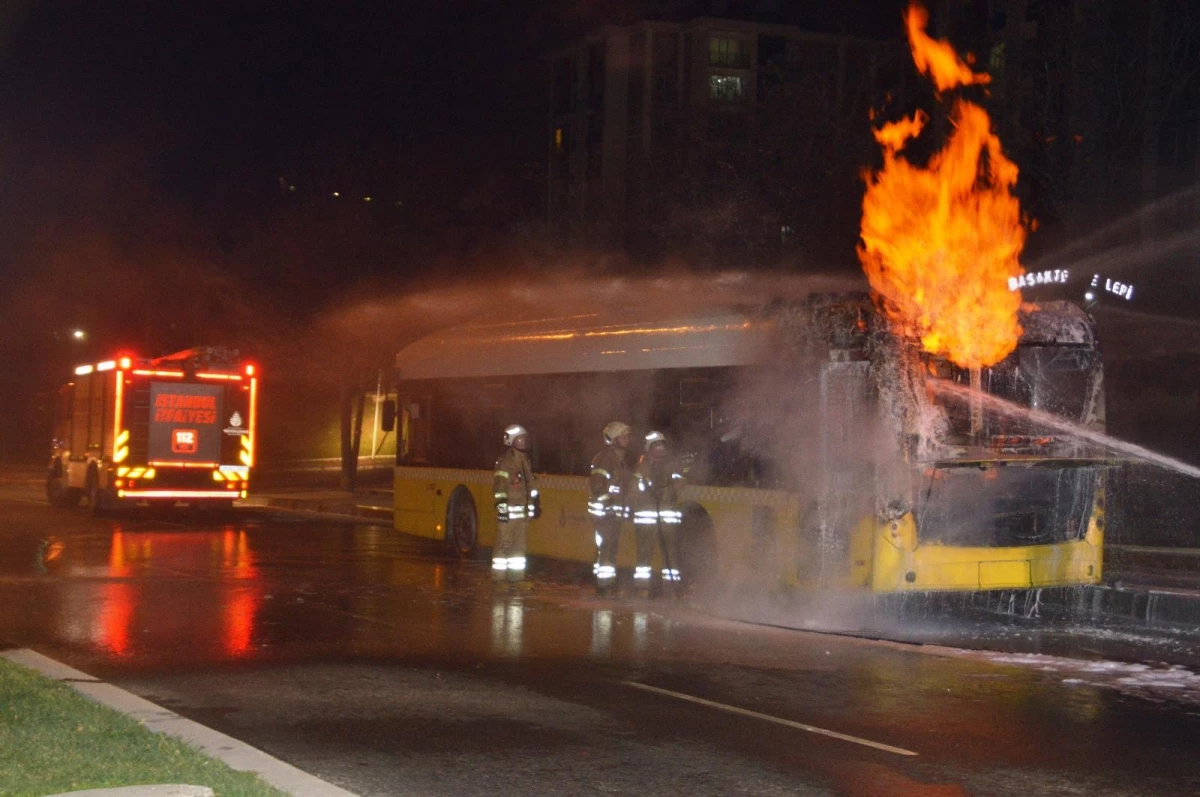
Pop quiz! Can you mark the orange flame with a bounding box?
[859,2,1026,368]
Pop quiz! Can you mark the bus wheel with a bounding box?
[45,464,73,508]
[680,505,717,590]
[446,486,478,558]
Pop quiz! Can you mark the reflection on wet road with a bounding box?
[2,485,1200,796]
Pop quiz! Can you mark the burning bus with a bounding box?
[381,293,1106,594]
[46,347,258,512]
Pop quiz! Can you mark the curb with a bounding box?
[1,649,361,797]
[44,787,214,797]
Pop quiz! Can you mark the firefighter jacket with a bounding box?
[631,455,687,527]
[588,445,630,519]
[493,448,538,521]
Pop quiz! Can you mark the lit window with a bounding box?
[710,75,745,102]
[554,128,563,151]
[709,37,743,67]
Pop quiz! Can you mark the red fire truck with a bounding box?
[46,347,258,512]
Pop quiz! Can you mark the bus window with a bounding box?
[54,384,74,447]
[71,376,91,454]
[407,396,432,463]
[679,378,715,407]
[88,373,105,449]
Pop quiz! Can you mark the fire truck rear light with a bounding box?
[245,364,256,376]
[74,364,94,375]
[126,479,135,488]
[119,357,132,369]
[114,479,124,488]
[240,490,248,499]
[96,360,116,372]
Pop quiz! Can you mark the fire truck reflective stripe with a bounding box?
[634,517,658,525]
[591,467,610,477]
[588,503,607,517]
[494,470,510,478]
[597,566,616,580]
[112,373,124,460]
[594,533,603,548]
[507,557,526,571]
[492,558,508,571]
[634,566,652,580]
[150,461,220,468]
[118,490,238,499]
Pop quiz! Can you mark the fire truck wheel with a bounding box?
[680,504,717,591]
[446,486,478,558]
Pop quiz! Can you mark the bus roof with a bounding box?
[394,312,772,379]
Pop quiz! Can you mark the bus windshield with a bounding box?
[915,464,1098,547]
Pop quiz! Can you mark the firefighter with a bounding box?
[493,424,539,585]
[631,430,687,595]
[588,421,632,595]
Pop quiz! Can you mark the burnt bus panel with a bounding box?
[147,382,223,463]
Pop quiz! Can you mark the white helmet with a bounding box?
[644,430,667,452]
[603,421,631,446]
[503,424,528,448]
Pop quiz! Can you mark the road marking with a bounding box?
[624,680,918,757]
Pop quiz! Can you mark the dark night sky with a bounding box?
[0,1,904,243]
[0,0,907,316]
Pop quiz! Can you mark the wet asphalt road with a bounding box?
[3,482,1200,796]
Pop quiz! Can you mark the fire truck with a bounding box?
[46,347,258,512]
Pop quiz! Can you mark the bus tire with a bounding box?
[446,486,478,558]
[45,461,73,508]
[680,504,717,590]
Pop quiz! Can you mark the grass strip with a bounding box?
[0,657,291,797]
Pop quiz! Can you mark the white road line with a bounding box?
[624,680,918,757]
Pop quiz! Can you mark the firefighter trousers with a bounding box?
[635,521,682,592]
[492,519,528,583]
[593,516,621,591]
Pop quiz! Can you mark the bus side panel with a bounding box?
[394,468,440,539]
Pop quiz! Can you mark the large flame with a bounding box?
[858,2,1026,368]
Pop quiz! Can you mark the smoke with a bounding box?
[300,267,867,382]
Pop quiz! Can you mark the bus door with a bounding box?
[815,360,875,586]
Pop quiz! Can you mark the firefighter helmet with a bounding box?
[603,421,631,446]
[644,430,667,452]
[503,424,529,448]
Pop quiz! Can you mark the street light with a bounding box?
[72,329,86,341]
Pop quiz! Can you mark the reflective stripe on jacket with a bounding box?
[588,445,629,519]
[494,448,537,518]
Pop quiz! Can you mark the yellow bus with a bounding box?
[382,294,1107,594]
